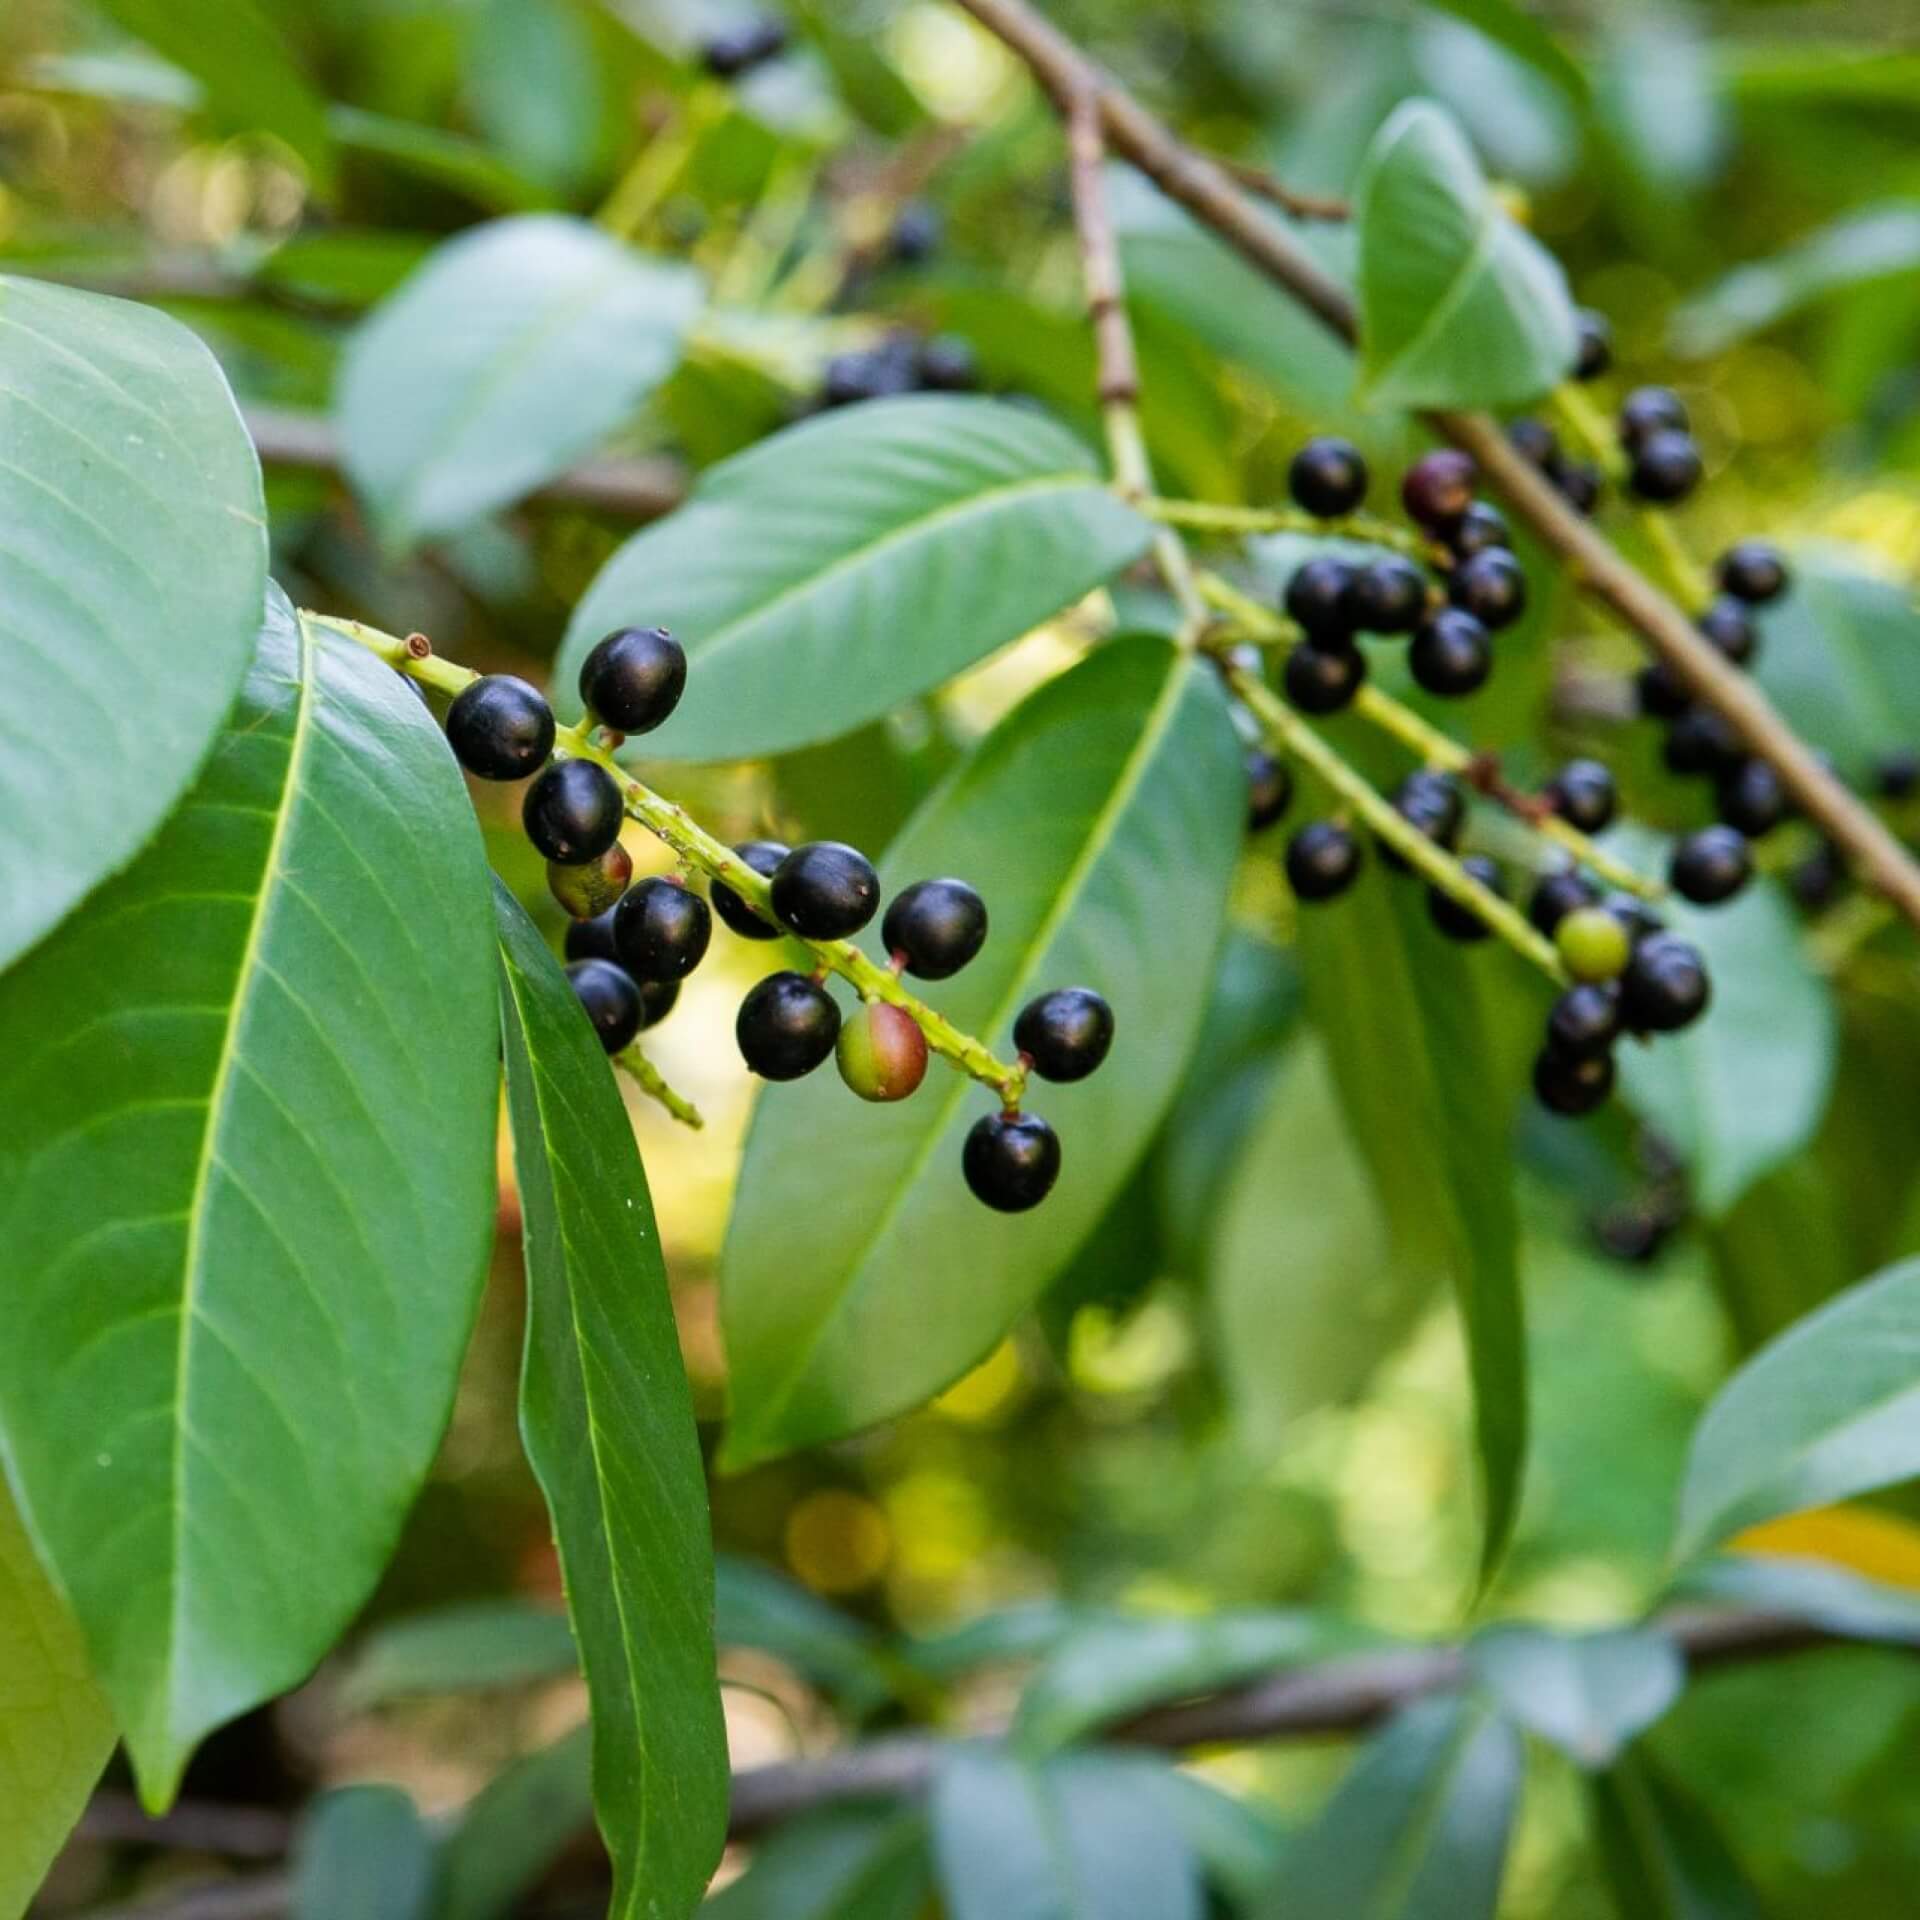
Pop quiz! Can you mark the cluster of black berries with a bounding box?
[1795,748,1920,908]
[699,16,788,80]
[819,330,979,409]
[1502,311,1614,515]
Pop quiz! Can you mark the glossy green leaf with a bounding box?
[340,1602,578,1710]
[497,885,729,1920]
[1420,0,1590,108]
[0,593,497,1806]
[1589,1751,1762,1920]
[1014,1611,1355,1754]
[1134,1768,1285,1908]
[95,0,335,197]
[900,1602,1080,1681]
[338,215,702,546]
[1209,1038,1428,1449]
[1596,18,1726,198]
[291,1787,437,1920]
[715,1555,893,1713]
[1675,1256,1920,1561]
[464,0,600,191]
[1353,100,1578,410]
[707,1808,931,1920]
[1467,1624,1683,1766]
[1672,1552,1920,1646]
[329,108,557,214]
[1617,876,1835,1219]
[437,1726,593,1920]
[932,1745,1202,1920]
[0,1484,114,1919]
[1260,1696,1522,1920]
[722,637,1242,1467]
[0,274,267,972]
[1300,871,1527,1578]
[559,397,1153,762]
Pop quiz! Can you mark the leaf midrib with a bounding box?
[1366,162,1500,396]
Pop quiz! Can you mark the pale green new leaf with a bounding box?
[337,216,702,546]
[558,397,1154,762]
[436,1726,593,1920]
[1588,1751,1762,1920]
[722,638,1241,1467]
[1354,100,1578,409]
[291,1787,437,1920]
[0,275,266,971]
[497,886,729,1920]
[0,593,498,1805]
[1467,1625,1683,1767]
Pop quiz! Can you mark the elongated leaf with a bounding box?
[1617,876,1835,1219]
[329,108,556,215]
[338,216,702,546]
[1675,1256,1920,1561]
[1353,100,1578,409]
[0,1484,114,1918]
[1589,1751,1762,1920]
[721,638,1241,1467]
[0,275,266,971]
[0,592,497,1805]
[291,1787,437,1920]
[95,0,335,197]
[1467,1625,1683,1767]
[1261,1696,1522,1920]
[1300,872,1527,1578]
[1673,1552,1920,1646]
[437,1726,593,1920]
[1015,1612,1353,1755]
[1421,0,1590,109]
[1596,18,1725,198]
[715,1556,893,1712]
[932,1745,1202,1920]
[1209,1038,1427,1448]
[341,1602,578,1710]
[558,397,1154,762]
[497,886,729,1920]
[901,1602,1080,1681]
[707,1808,931,1920]
[464,0,601,192]
[1134,1769,1285,1908]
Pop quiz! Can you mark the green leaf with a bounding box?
[0,1484,114,1918]
[1617,876,1835,1219]
[337,215,702,547]
[1672,1552,1920,1646]
[1014,1611,1356,1754]
[436,1726,593,1920]
[1596,18,1726,199]
[1588,1750,1762,1920]
[721,637,1242,1467]
[558,397,1154,762]
[706,1808,931,1920]
[464,0,601,191]
[0,593,498,1806]
[340,1602,578,1710]
[1209,1037,1427,1449]
[94,0,336,198]
[0,275,267,972]
[1300,870,1527,1579]
[1132,1768,1285,1908]
[328,108,557,214]
[900,1602,1080,1681]
[1674,1256,1920,1562]
[291,1787,437,1920]
[1260,1696,1522,1920]
[715,1556,893,1713]
[1419,0,1591,109]
[931,1746,1202,1920]
[1353,99,1579,410]
[1467,1625,1683,1767]
[496,885,729,1920]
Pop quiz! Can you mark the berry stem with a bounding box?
[1194,573,1661,901]
[312,613,1030,1107]
[1140,496,1439,564]
[615,1046,706,1130]
[598,84,728,243]
[1548,383,1626,483]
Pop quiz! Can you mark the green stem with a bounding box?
[598,86,726,243]
[1141,495,1439,564]
[615,1047,705,1129]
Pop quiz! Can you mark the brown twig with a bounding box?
[948,0,1920,937]
[1065,91,1139,410]
[76,1795,292,1862]
[1211,153,1351,222]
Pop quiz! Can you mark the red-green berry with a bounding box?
[1401,449,1477,530]
[836,1000,929,1103]
[548,842,632,920]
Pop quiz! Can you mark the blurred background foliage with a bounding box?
[7,0,1920,1914]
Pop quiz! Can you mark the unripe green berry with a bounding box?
[548,842,632,920]
[835,1000,929,1103]
[1556,904,1631,983]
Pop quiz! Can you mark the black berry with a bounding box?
[1427,853,1505,942]
[1284,557,1360,644]
[446,675,555,780]
[1620,934,1711,1033]
[1663,703,1742,778]
[701,16,787,78]
[548,842,633,920]
[1351,557,1428,634]
[1283,641,1366,714]
[1875,748,1920,800]
[565,907,620,966]
[1545,759,1617,834]
[1792,841,1846,911]
[888,202,942,266]
[1533,1046,1615,1117]
[1015,987,1114,1082]
[917,335,978,392]
[1546,982,1622,1060]
[1380,769,1464,872]
[1449,502,1511,559]
[1529,870,1598,936]
[822,351,888,408]
[1601,891,1666,949]
[1246,750,1294,832]
[1552,460,1603,516]
[578,627,687,735]
[1636,660,1690,720]
[1697,597,1757,668]
[1508,418,1558,469]
[567,959,643,1055]
[1619,386,1689,450]
[737,972,841,1080]
[1573,309,1613,381]
[1409,609,1492,698]
[635,975,680,1030]
[963,1111,1061,1212]
[1630,430,1703,505]
[1289,437,1368,518]
[1716,540,1789,606]
[1717,758,1788,837]
[771,841,880,939]
[613,876,713,980]
[1670,825,1751,905]
[524,759,624,865]
[711,840,789,941]
[1448,549,1527,630]
[1401,450,1477,530]
[882,878,988,979]
[1287,821,1363,902]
